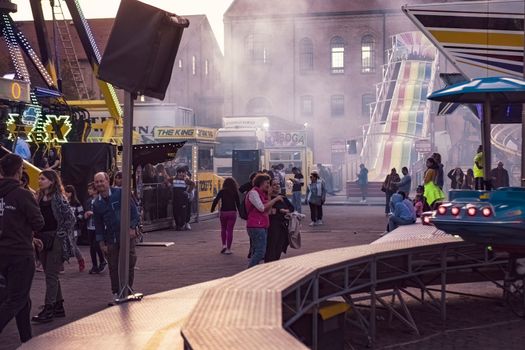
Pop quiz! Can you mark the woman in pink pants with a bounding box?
[211,178,240,255]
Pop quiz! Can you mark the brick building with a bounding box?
[223,0,460,167]
[4,14,224,127]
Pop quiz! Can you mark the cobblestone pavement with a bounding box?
[2,205,524,349]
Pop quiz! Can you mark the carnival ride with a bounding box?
[362,32,437,181]
[403,0,523,167]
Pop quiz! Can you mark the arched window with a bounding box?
[245,34,269,64]
[362,93,375,118]
[299,37,313,72]
[246,97,272,115]
[330,36,345,74]
[361,35,376,73]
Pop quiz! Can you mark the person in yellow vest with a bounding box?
[423,168,445,210]
[473,145,485,190]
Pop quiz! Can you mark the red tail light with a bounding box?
[437,206,447,215]
[451,207,460,216]
[467,207,477,216]
[482,207,492,217]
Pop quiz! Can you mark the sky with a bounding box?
[11,0,235,52]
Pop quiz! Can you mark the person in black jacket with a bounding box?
[0,154,45,344]
[211,178,240,255]
[447,168,464,190]
[265,178,294,262]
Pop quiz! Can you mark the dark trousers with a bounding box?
[385,191,394,214]
[309,203,323,222]
[41,237,63,305]
[359,185,368,200]
[107,239,137,294]
[474,177,484,190]
[0,254,35,343]
[172,190,188,229]
[88,229,104,268]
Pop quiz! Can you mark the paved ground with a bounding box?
[2,205,524,349]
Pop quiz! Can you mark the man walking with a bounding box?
[93,172,139,301]
[0,154,45,343]
[490,161,510,189]
[291,167,304,213]
[357,164,368,203]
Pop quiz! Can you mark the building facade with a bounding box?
[223,0,460,169]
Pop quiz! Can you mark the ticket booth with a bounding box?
[264,130,313,194]
[152,126,223,216]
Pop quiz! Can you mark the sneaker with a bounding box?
[89,266,99,274]
[309,221,317,226]
[78,258,85,272]
[53,301,65,318]
[220,247,227,254]
[225,249,233,255]
[379,231,388,237]
[32,304,54,323]
[98,261,107,273]
[185,223,192,231]
[316,220,323,225]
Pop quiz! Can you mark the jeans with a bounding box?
[70,231,84,261]
[41,236,64,305]
[88,229,105,269]
[292,191,302,213]
[309,203,323,222]
[0,254,35,343]
[247,228,267,268]
[220,211,237,249]
[107,238,137,294]
[387,216,415,232]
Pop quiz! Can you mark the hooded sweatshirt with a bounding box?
[0,178,45,256]
[390,193,416,221]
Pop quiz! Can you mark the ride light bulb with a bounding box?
[451,207,460,216]
[437,206,447,215]
[467,207,477,216]
[423,216,431,224]
[482,208,492,217]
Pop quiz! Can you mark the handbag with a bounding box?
[35,231,56,251]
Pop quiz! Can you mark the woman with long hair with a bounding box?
[245,174,283,268]
[306,171,327,225]
[382,168,400,216]
[211,177,240,255]
[32,170,76,323]
[64,185,86,272]
[447,168,464,190]
[463,168,475,190]
[265,178,295,262]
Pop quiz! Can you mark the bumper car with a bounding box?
[430,187,525,246]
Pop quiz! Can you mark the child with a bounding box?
[64,185,86,272]
[83,182,107,274]
[413,185,429,217]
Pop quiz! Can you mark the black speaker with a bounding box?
[232,150,260,185]
[98,0,189,100]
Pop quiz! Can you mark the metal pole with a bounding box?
[522,0,525,187]
[482,98,492,188]
[118,90,134,299]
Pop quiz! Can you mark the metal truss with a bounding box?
[282,242,508,350]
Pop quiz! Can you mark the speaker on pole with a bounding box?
[98,0,189,100]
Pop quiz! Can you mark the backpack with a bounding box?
[238,192,248,220]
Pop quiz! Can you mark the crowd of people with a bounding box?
[0,154,139,344]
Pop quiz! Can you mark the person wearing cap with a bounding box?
[305,171,326,226]
[0,154,45,343]
[490,161,510,189]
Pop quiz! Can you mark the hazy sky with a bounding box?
[11,0,235,52]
